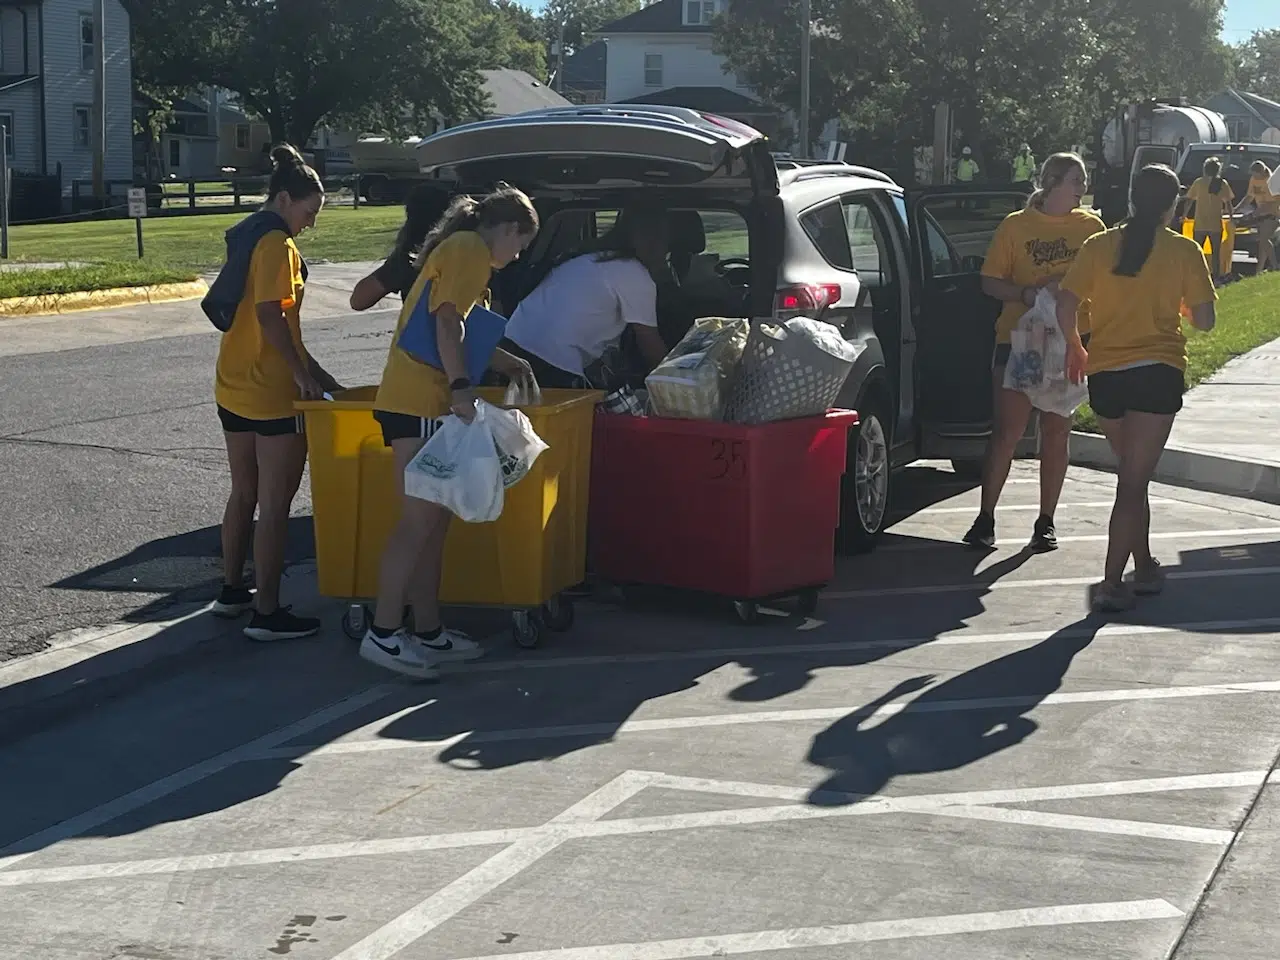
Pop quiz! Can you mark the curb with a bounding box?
[1070,431,1280,506]
[0,279,208,318]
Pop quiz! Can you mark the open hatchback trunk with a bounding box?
[414,105,779,196]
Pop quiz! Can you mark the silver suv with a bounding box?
[416,105,1029,550]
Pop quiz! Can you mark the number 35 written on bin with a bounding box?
[710,439,745,480]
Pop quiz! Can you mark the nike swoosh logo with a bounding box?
[371,636,401,657]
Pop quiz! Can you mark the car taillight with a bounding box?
[775,283,841,312]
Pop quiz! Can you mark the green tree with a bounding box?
[714,0,1231,173]
[125,0,489,147]
[473,0,549,80]
[542,0,645,56]
[1234,29,1280,100]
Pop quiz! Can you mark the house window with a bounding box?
[235,124,250,150]
[0,114,12,157]
[73,105,90,149]
[80,15,94,73]
[169,138,181,170]
[644,53,663,87]
[684,0,718,26]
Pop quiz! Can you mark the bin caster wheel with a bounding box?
[512,610,542,649]
[733,600,762,625]
[795,589,819,617]
[541,595,575,633]
[341,604,368,641]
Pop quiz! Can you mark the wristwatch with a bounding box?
[450,377,472,392]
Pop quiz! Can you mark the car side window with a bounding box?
[917,194,1022,278]
[841,196,894,285]
[924,214,959,276]
[800,201,853,270]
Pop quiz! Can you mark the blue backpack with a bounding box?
[202,211,309,332]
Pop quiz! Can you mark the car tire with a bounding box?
[838,403,891,555]
[950,458,984,481]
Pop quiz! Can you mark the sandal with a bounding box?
[1132,560,1166,596]
[1092,582,1136,613]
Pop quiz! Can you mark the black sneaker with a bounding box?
[1029,515,1058,553]
[963,513,996,549]
[243,606,321,643]
[211,584,255,619]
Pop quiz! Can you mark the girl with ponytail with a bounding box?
[213,143,339,643]
[963,152,1105,552]
[363,182,540,678]
[1185,156,1235,284]
[1056,164,1217,612]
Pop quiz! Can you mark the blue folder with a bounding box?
[397,280,509,385]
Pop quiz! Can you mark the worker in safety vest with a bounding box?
[1012,143,1035,183]
[956,146,979,183]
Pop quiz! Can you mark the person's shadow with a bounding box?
[803,614,1103,804]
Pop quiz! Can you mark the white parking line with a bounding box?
[824,564,1280,599]
[915,499,1179,515]
[921,805,1231,845]
[0,770,1260,887]
[444,900,1185,959]
[327,772,653,960]
[882,527,1280,551]
[0,686,391,872]
[265,679,1280,761]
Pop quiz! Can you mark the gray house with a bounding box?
[0,0,132,193]
[1205,89,1280,145]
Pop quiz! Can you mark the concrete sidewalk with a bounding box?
[1072,337,1280,505]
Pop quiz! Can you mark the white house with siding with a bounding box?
[0,0,132,193]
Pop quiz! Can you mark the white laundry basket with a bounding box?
[725,319,858,424]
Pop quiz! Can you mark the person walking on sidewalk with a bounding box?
[349,183,453,310]
[362,185,539,679]
[964,153,1105,552]
[211,145,342,641]
[1185,156,1234,285]
[1055,164,1216,613]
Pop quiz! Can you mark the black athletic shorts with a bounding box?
[373,409,444,447]
[1087,363,1185,420]
[217,405,304,437]
[993,333,1089,371]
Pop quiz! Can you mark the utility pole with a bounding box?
[798,0,811,158]
[92,0,106,203]
[554,19,566,94]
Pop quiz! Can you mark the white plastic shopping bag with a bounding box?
[1003,288,1087,419]
[487,402,549,489]
[403,403,504,522]
[503,372,543,407]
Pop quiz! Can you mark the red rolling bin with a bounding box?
[588,409,859,622]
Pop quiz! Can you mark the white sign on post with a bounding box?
[127,187,148,219]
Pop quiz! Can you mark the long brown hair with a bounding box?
[416,182,538,267]
[1027,152,1086,210]
[1114,164,1179,277]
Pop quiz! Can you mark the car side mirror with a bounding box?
[961,254,984,273]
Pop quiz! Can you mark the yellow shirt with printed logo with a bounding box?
[1060,227,1216,375]
[981,206,1105,343]
[214,231,307,421]
[375,230,494,420]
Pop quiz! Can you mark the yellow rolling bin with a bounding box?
[297,386,601,648]
[1181,217,1235,276]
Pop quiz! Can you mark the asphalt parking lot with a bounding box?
[3,460,1279,960]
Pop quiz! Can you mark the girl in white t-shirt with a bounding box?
[500,207,671,387]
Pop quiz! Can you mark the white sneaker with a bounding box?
[360,629,440,679]
[414,628,485,662]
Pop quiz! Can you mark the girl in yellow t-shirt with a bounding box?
[1184,156,1234,284]
[361,185,539,679]
[1235,160,1278,274]
[1056,164,1216,612]
[213,145,342,643]
[965,153,1104,553]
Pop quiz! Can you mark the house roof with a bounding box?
[479,68,571,116]
[561,39,607,89]
[620,86,774,115]
[598,0,711,34]
[1236,90,1280,127]
[0,74,38,93]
